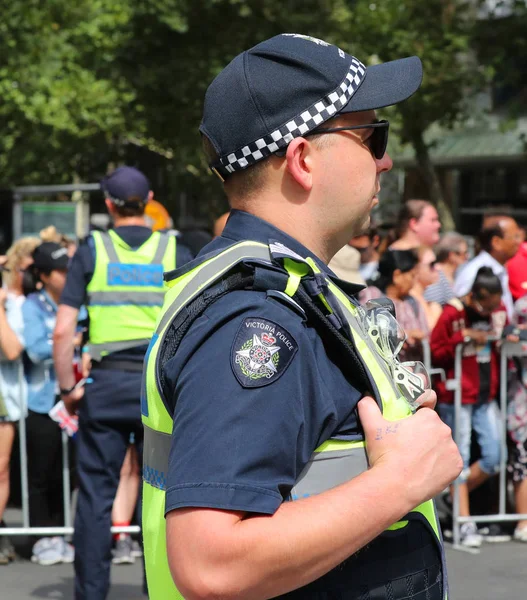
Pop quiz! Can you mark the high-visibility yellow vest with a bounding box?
[141,241,447,600]
[86,230,176,360]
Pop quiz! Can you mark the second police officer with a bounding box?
[53,166,193,600]
[141,35,463,600]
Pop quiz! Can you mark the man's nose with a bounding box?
[376,151,393,173]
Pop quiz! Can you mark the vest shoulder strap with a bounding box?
[95,231,120,263]
[156,244,373,416]
[151,232,171,264]
[95,230,169,264]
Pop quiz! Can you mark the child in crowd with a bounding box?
[431,267,508,548]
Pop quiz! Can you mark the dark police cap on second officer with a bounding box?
[101,166,150,207]
[200,33,423,181]
[32,242,69,272]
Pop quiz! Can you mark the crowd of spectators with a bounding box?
[342,201,527,547]
[1,195,527,568]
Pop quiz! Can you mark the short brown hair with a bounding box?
[202,131,332,200]
[202,136,271,200]
[112,199,146,218]
[396,199,434,238]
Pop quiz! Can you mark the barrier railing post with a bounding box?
[18,364,30,529]
[499,345,509,516]
[61,430,72,529]
[422,338,431,374]
[422,338,446,381]
[452,343,463,549]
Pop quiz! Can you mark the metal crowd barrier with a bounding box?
[422,338,446,382]
[0,368,140,538]
[449,339,527,552]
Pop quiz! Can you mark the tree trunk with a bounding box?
[409,129,456,232]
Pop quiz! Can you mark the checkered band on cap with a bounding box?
[216,57,366,176]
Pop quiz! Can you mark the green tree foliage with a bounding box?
[0,0,523,227]
[0,1,140,184]
[337,0,489,228]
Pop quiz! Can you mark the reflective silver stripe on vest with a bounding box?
[99,230,170,264]
[86,290,166,306]
[90,338,152,361]
[157,242,272,333]
[290,447,369,500]
[98,232,120,262]
[151,233,171,264]
[143,424,171,490]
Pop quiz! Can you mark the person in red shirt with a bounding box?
[430,267,508,547]
[507,228,527,301]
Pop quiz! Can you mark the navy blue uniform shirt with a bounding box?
[60,226,194,361]
[163,210,363,516]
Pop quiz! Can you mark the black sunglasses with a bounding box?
[305,120,390,159]
[274,120,389,160]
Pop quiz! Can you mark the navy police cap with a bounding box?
[101,166,150,206]
[200,33,422,180]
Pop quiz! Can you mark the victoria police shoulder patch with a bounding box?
[231,317,298,388]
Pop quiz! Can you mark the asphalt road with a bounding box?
[3,509,527,599]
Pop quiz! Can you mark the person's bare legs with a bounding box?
[467,460,491,493]
[514,479,527,531]
[112,444,140,526]
[0,423,15,520]
[451,482,470,517]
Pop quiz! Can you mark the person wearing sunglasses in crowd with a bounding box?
[140,34,462,600]
[431,266,513,548]
[0,237,40,565]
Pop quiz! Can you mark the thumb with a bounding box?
[357,396,384,436]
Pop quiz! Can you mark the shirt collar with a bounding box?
[39,289,58,312]
[220,211,364,296]
[479,251,506,275]
[220,210,327,270]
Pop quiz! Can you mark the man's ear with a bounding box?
[285,138,315,192]
[104,199,116,215]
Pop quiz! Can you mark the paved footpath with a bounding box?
[3,519,527,599]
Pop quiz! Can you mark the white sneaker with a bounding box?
[514,526,527,542]
[460,523,483,548]
[31,537,64,566]
[61,539,75,563]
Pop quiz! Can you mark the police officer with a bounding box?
[53,166,193,600]
[142,35,462,599]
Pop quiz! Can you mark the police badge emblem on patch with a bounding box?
[231,317,298,388]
